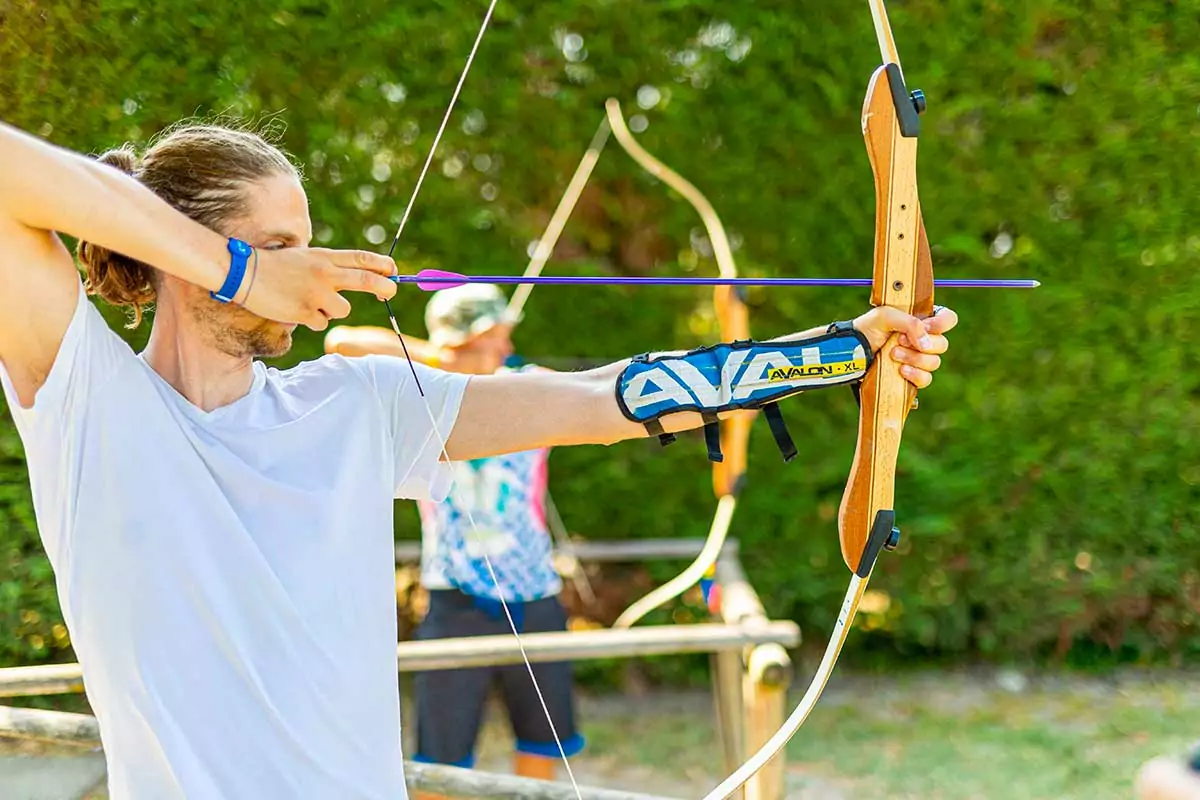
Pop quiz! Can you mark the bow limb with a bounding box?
[605,99,755,629]
[701,2,931,796]
[502,121,613,610]
[504,119,612,324]
[602,99,739,281]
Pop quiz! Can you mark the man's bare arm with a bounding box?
[445,307,957,461]
[447,360,637,459]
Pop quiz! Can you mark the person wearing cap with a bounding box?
[326,284,584,791]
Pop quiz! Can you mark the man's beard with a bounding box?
[217,321,293,358]
[194,303,294,358]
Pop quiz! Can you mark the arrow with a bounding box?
[396,269,1039,291]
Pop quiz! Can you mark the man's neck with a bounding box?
[143,312,256,413]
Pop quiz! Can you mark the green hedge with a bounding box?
[2,1,1198,670]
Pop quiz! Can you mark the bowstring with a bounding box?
[378,2,582,796]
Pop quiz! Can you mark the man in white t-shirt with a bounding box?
[0,118,956,800]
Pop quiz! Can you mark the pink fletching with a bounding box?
[415,269,469,291]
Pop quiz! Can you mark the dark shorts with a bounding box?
[412,590,585,767]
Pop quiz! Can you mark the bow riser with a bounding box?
[837,63,934,573]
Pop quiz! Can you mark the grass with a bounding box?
[542,668,1200,798]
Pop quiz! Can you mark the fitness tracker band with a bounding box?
[211,238,253,303]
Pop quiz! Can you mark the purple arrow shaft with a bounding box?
[391,274,1040,289]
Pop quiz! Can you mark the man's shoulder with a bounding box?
[268,353,467,405]
[263,353,374,395]
[271,352,360,377]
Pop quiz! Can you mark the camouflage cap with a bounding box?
[424,283,519,347]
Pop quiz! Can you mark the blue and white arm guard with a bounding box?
[616,321,872,463]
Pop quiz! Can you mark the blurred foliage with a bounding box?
[1,0,1199,678]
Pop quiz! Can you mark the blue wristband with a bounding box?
[211,238,253,303]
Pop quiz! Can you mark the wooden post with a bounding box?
[742,644,791,800]
[710,649,746,800]
[714,556,795,800]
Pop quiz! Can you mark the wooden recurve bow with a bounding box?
[700,1,932,796]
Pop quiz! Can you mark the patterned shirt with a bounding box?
[418,446,563,603]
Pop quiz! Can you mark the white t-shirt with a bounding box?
[0,282,468,800]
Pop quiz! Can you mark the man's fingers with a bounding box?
[905,315,928,348]
[851,305,954,389]
[897,332,949,355]
[328,267,399,300]
[892,346,942,373]
[358,272,399,300]
[923,305,959,335]
[876,307,932,352]
[899,365,933,389]
[319,293,353,321]
[322,248,398,277]
[304,313,330,333]
[372,273,399,300]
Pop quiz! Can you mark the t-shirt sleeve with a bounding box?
[0,278,135,565]
[355,355,470,502]
[0,277,132,434]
